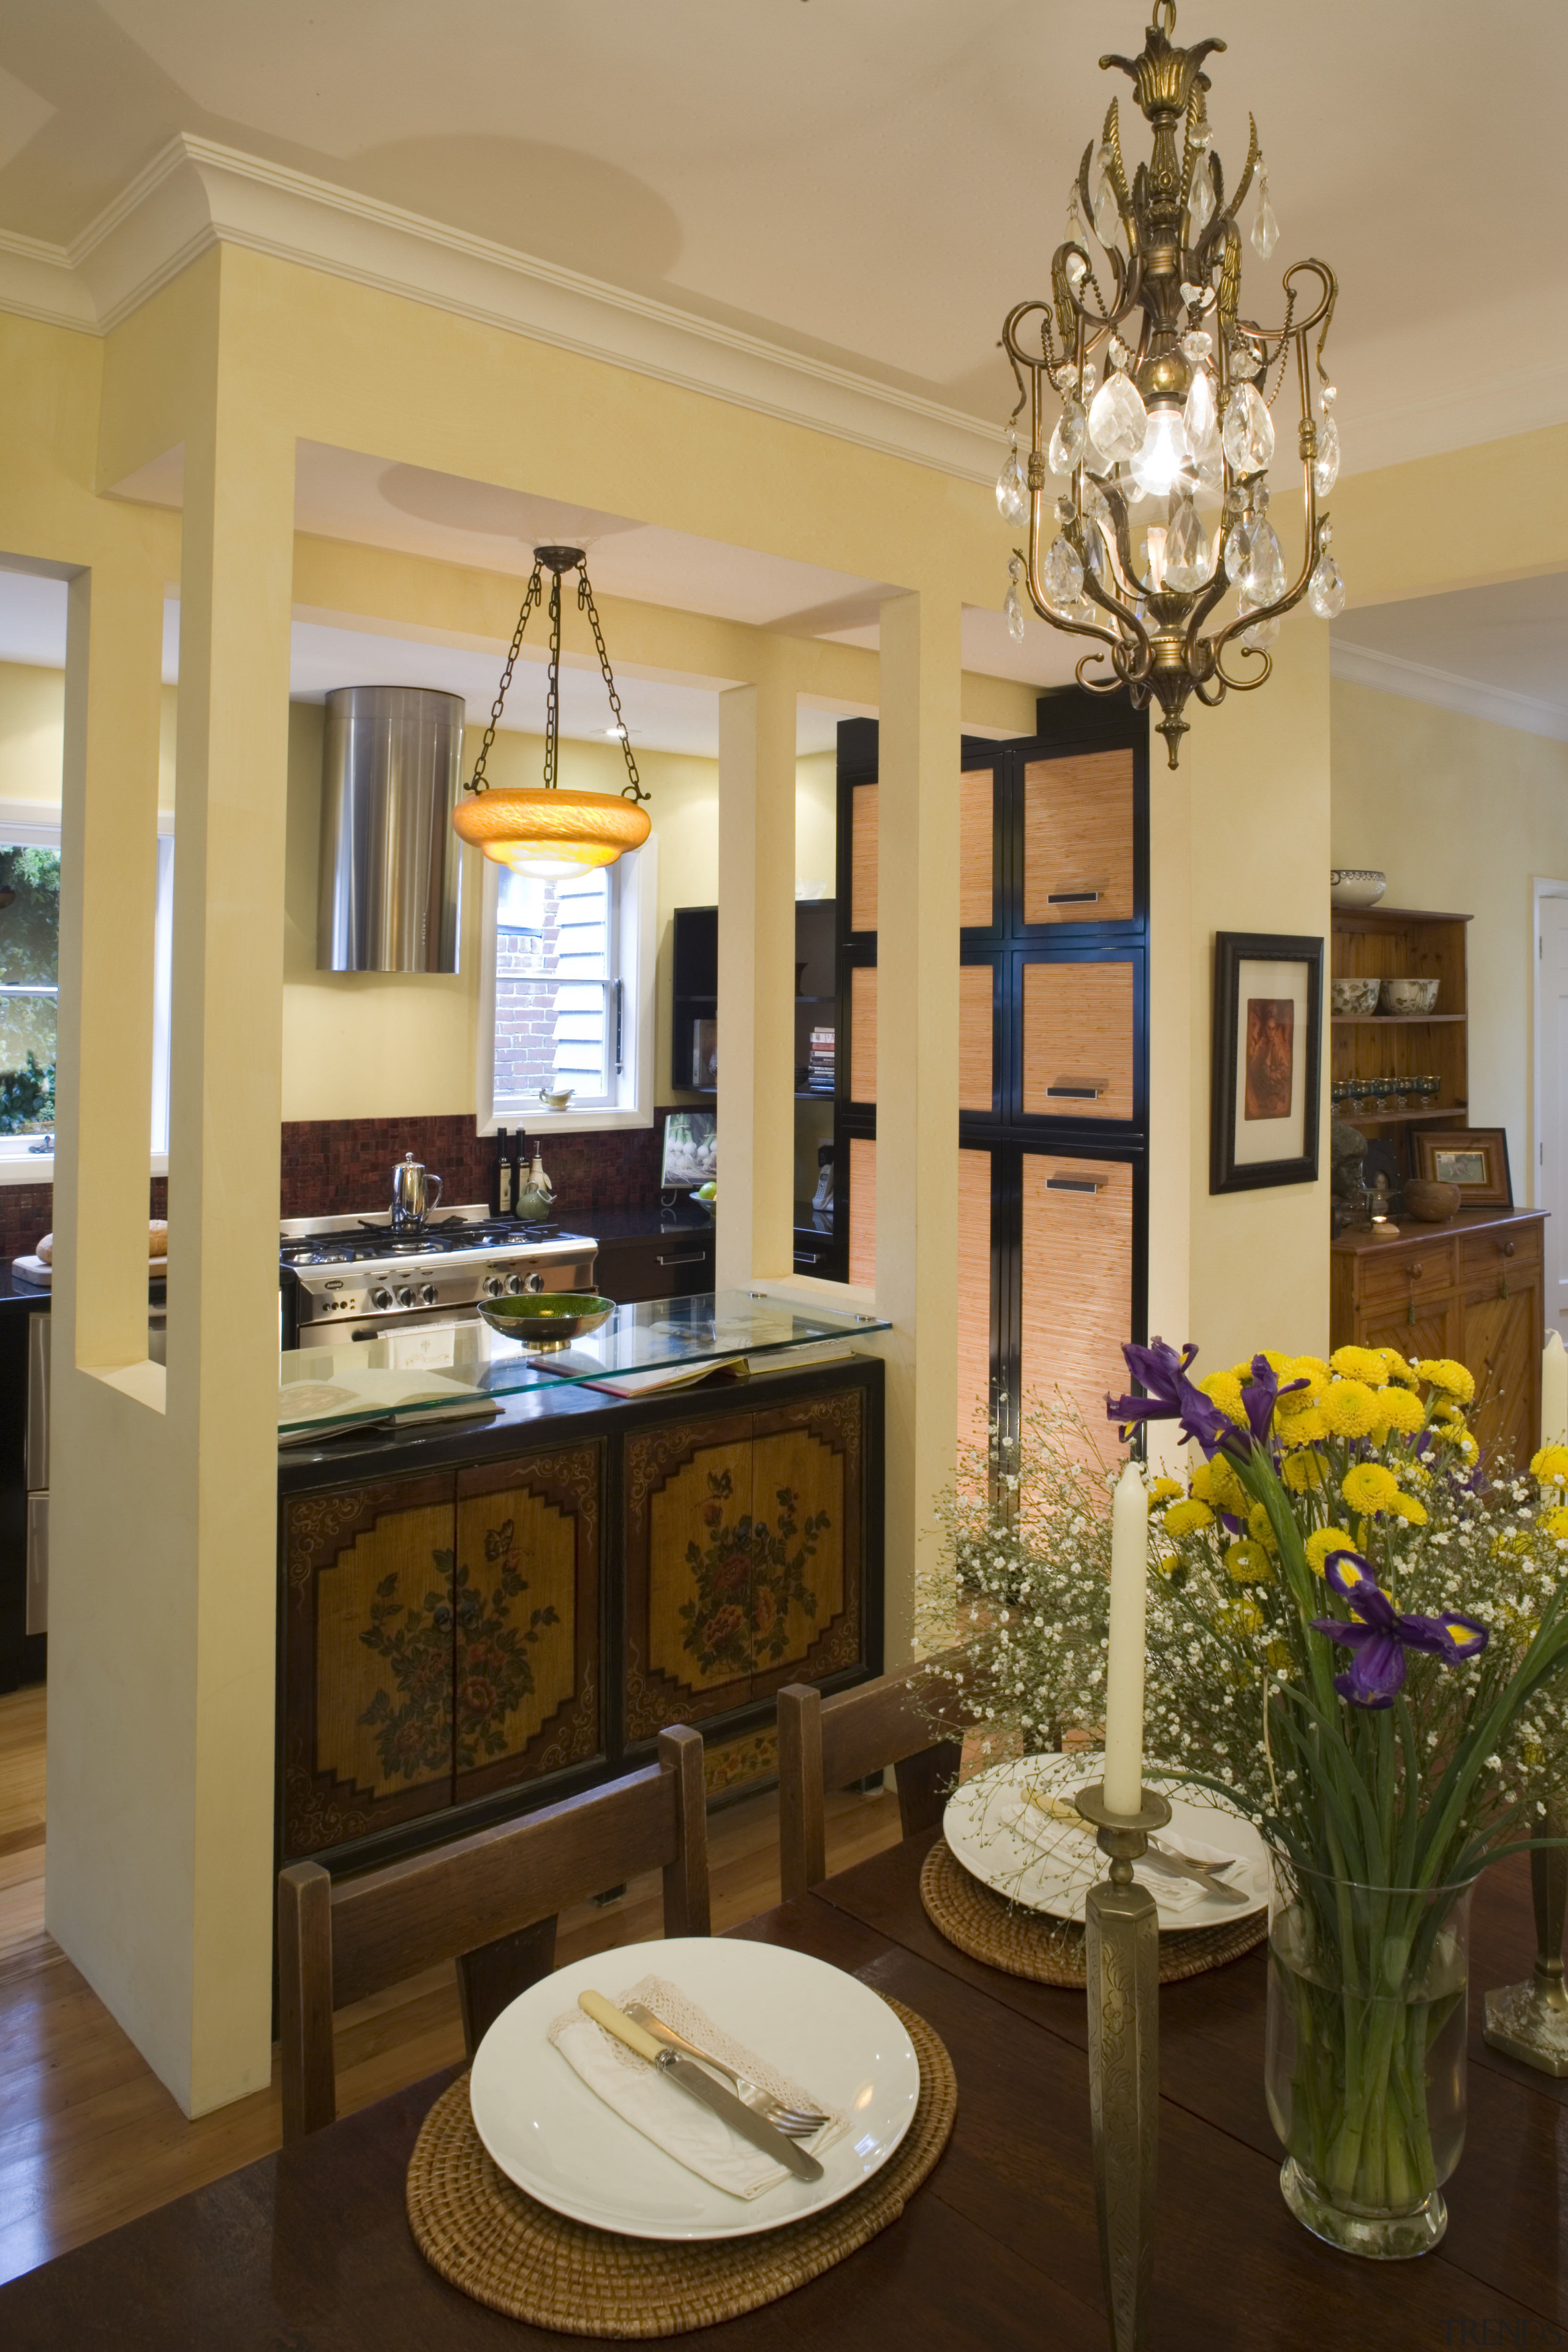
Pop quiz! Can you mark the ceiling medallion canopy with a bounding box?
[997,0,1341,767]
[451,545,652,878]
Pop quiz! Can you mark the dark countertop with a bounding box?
[0,1265,53,1311]
[277,1346,881,1493]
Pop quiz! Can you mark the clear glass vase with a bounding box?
[1264,1856,1477,2260]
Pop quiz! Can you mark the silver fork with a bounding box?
[622,2002,829,2138]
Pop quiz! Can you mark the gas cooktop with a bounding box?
[280,1218,567,1268]
[278,1203,599,1339]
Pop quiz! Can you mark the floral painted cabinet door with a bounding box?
[282,1471,461,1860]
[451,1446,604,1806]
[621,1390,868,1750]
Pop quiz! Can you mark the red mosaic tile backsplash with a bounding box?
[278,1115,675,1221]
[0,1175,168,1264]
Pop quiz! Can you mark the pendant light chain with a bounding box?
[463,547,647,805]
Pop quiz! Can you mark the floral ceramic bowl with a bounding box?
[1330,977,1381,1015]
[1379,976,1439,1015]
[1330,869,1387,909]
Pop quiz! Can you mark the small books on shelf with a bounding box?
[806,1025,835,1093]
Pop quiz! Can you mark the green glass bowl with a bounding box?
[475,1292,616,1351]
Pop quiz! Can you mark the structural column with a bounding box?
[875,589,961,1656]
[715,669,796,1288]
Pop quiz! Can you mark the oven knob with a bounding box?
[505,1273,526,1294]
[524,1271,546,1294]
[482,1275,506,1298]
[369,1286,393,1310]
[396,1286,416,1308]
[420,1284,438,1306]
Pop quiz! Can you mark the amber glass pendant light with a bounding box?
[451,545,652,878]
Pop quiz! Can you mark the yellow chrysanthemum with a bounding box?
[1198,1371,1249,1427]
[1266,1640,1294,1674]
[1385,1491,1428,1526]
[1245,1502,1280,1552]
[1319,1380,1381,1439]
[1217,1596,1265,1639]
[1415,1359,1477,1406]
[1275,1374,1327,1420]
[1163,1498,1214,1537]
[1532,1445,1568,1486]
[1191,1457,1246,1514]
[1148,1476,1184,1504]
[1374,1385,1426,1437]
[1305,1526,1358,1575]
[1543,1507,1568,1540]
[1285,1354,1331,1382]
[1331,1345,1389,1384]
[1374,1349,1421,1389]
[1428,1412,1469,1449]
[1282,1447,1330,1493]
[1279,1406,1328,1448]
[1342,1462,1401,1512]
[1224,1539,1273,1584]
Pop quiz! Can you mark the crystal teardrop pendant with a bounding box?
[996,438,1027,525]
[1240,609,1281,652]
[1042,533,1085,608]
[1161,497,1212,593]
[1188,158,1215,235]
[1308,552,1346,619]
[1194,436,1226,497]
[1222,380,1276,477]
[1049,403,1089,477]
[1184,366,1217,454]
[1223,516,1253,582]
[1245,519,1288,605]
[1252,170,1280,260]
[1004,556,1026,643]
[1314,414,1341,496]
[1089,372,1147,464]
[1093,146,1120,246]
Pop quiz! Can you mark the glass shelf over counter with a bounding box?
[279,1289,891,1441]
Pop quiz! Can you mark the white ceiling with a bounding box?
[0,2,1562,471]
[1331,575,1568,744]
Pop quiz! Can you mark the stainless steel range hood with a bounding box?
[317,684,464,972]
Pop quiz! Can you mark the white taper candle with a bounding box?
[1544,1330,1567,1450]
[1102,1458,1150,1818]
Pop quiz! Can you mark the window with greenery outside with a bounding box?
[0,846,58,1135]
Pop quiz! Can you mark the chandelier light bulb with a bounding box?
[1129,404,1191,499]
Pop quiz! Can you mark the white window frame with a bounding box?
[0,812,175,1185]
[476,836,658,1135]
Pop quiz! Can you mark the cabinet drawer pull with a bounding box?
[1406,1264,1423,1280]
[1045,1084,1106,1100]
[1500,1240,1517,1257]
[1046,889,1102,906]
[1046,1175,1107,1194]
[657,1250,709,1265]
[794,1250,827,1267]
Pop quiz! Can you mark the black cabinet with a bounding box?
[593,1228,716,1304]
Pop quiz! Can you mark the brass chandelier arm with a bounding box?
[1207,317,1328,665]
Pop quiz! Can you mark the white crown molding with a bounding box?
[1330,636,1568,744]
[0,134,1003,484]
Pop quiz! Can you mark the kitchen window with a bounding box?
[0,826,175,1176]
[480,839,657,1133]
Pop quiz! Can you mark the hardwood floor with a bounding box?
[0,1681,903,2285]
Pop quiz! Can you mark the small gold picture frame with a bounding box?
[1411,1126,1513,1209]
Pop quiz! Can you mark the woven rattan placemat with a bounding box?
[920,1836,1266,1986]
[406,1996,955,2339]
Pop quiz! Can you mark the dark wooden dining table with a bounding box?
[2,1830,1563,2350]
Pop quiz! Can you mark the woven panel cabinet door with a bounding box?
[281,1474,458,1861]
[1022,751,1136,925]
[957,1148,993,1452]
[1019,1157,1133,1447]
[451,1446,605,1807]
[1021,961,1135,1120]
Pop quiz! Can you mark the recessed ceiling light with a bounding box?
[604,725,628,738]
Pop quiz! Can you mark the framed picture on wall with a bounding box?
[1412,1126,1513,1209]
[1210,930,1324,1194]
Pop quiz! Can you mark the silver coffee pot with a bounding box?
[391,1150,443,1229]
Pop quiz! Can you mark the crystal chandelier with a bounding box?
[997,1,1341,767]
[451,545,652,878]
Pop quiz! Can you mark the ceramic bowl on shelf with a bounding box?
[1330,977,1381,1015]
[1379,976,1440,1015]
[1330,868,1387,909]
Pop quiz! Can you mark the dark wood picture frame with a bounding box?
[1210,930,1323,1194]
[1411,1125,1513,1209]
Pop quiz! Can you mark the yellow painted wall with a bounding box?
[1330,679,1568,1191]
[0,658,176,816]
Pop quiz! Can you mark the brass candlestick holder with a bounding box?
[1483,1814,1568,2075]
[1075,1779,1172,2352]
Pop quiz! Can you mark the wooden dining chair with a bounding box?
[276,1724,709,2141]
[775,1655,982,1902]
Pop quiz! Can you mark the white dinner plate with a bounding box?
[468,1936,921,2241]
[943,1750,1269,1929]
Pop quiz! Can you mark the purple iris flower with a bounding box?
[1106,1338,1238,1458]
[1310,1551,1489,1709]
[1241,1353,1308,1444]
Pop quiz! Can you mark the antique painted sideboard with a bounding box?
[276,1354,883,1875]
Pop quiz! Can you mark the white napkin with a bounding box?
[1003,1794,1245,1913]
[548,1972,847,2201]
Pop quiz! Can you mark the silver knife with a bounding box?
[1025,1789,1250,1905]
[578,1991,824,2183]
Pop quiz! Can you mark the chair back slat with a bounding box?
[331,1759,674,2007]
[278,1724,709,2141]
[777,1657,979,1902]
